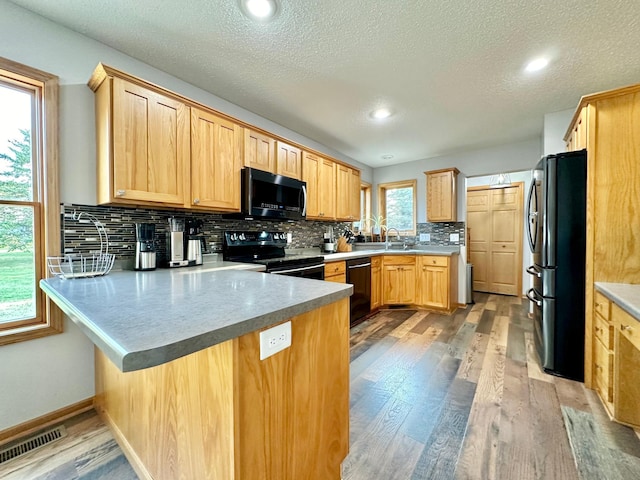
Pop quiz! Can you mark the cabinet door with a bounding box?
[371,263,381,311]
[302,152,320,218]
[244,129,275,173]
[319,158,337,219]
[276,141,302,180]
[336,165,351,220]
[112,77,189,205]
[613,304,640,426]
[383,265,416,305]
[426,168,458,222]
[417,257,449,309]
[190,108,242,211]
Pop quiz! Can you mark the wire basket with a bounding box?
[47,211,115,279]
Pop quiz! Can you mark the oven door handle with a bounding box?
[271,263,323,275]
[526,288,542,307]
[526,265,541,277]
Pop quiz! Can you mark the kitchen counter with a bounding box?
[323,245,460,261]
[40,267,352,372]
[595,282,640,321]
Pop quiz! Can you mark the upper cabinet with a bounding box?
[336,164,360,221]
[94,74,190,207]
[276,140,302,180]
[425,167,459,222]
[302,151,336,220]
[190,107,242,211]
[244,128,276,173]
[566,106,588,152]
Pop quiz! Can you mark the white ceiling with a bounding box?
[9,0,640,167]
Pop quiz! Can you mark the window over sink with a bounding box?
[378,179,417,236]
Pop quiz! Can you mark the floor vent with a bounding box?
[0,426,67,465]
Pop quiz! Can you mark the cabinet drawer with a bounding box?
[594,336,613,403]
[325,261,346,277]
[382,255,415,266]
[594,291,611,321]
[325,272,346,283]
[594,312,614,350]
[420,255,448,267]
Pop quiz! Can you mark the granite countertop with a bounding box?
[40,267,352,373]
[323,246,460,262]
[595,282,640,321]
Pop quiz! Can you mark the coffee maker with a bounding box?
[167,217,189,267]
[186,219,205,266]
[134,223,157,271]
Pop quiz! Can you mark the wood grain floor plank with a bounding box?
[455,333,490,384]
[554,376,591,413]
[410,378,476,480]
[529,379,580,480]
[389,311,428,338]
[524,331,556,383]
[505,322,526,363]
[350,336,397,380]
[454,402,501,480]
[448,322,478,360]
[475,309,495,335]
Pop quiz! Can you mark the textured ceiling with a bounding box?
[9,0,640,167]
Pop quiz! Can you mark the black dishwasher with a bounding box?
[346,257,371,327]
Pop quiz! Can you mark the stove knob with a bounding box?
[239,233,246,241]
[231,233,237,241]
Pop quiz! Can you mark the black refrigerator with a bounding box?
[525,149,587,381]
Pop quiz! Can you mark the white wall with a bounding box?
[0,0,371,431]
[466,171,534,297]
[544,109,575,156]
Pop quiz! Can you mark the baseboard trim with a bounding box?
[0,397,94,446]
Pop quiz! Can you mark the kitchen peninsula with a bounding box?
[40,267,352,480]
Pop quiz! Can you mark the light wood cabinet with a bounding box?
[416,256,458,311]
[370,257,382,312]
[244,128,276,173]
[382,256,416,305]
[565,85,640,396]
[325,261,346,283]
[613,304,640,427]
[425,167,459,222]
[302,151,336,220]
[93,75,190,207]
[190,108,242,211]
[336,164,360,221]
[276,140,302,180]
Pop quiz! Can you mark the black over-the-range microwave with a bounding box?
[240,167,307,220]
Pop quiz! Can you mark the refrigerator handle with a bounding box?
[526,180,538,253]
[526,265,541,278]
[526,288,542,307]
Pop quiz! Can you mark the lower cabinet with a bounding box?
[370,257,381,311]
[416,256,449,309]
[612,303,640,426]
[382,256,416,305]
[325,261,346,283]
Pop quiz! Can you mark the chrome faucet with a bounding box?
[385,228,401,250]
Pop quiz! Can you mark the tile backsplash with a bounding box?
[61,203,352,261]
[415,222,466,246]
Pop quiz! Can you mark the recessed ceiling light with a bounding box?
[525,57,549,72]
[370,108,392,120]
[241,0,277,20]
[382,154,394,160]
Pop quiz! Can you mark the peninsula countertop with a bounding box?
[323,245,460,262]
[595,282,640,321]
[40,267,352,372]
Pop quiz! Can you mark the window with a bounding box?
[378,180,417,235]
[0,57,61,345]
[357,182,372,233]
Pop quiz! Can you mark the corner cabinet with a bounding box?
[190,108,242,211]
[92,73,190,207]
[425,168,459,222]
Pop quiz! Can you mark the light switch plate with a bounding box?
[450,233,460,242]
[259,321,292,360]
[287,232,292,244]
[420,233,430,242]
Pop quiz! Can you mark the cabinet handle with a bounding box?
[193,198,200,205]
[595,326,601,333]
[116,189,126,197]
[621,324,633,332]
[432,260,436,264]
[595,364,602,370]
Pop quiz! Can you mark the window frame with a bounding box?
[358,181,372,233]
[0,57,61,346]
[378,179,417,236]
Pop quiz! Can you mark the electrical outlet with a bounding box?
[450,233,460,242]
[419,233,430,242]
[259,321,292,360]
[287,232,292,244]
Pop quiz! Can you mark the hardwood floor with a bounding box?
[3,292,640,479]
